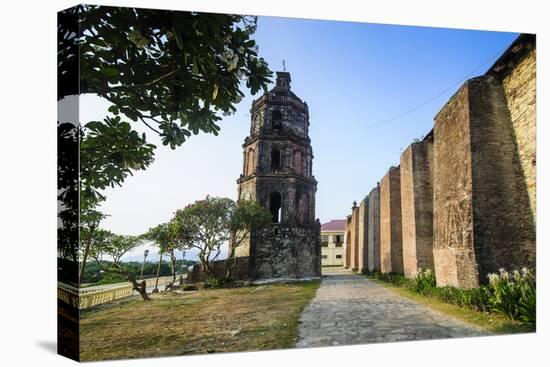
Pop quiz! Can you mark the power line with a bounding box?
[364,43,511,129]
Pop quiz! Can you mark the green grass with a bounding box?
[79,280,320,361]
[370,279,534,334]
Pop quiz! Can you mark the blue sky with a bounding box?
[70,15,517,261]
[251,16,517,221]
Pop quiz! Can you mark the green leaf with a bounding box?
[100,67,120,78]
[108,105,120,115]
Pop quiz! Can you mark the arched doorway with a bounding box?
[269,191,282,223]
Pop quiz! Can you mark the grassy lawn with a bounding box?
[79,280,320,361]
[370,279,534,334]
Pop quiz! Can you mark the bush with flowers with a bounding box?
[487,268,536,324]
[364,267,535,324]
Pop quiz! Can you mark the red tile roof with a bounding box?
[321,219,346,232]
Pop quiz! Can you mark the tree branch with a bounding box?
[138,115,161,134]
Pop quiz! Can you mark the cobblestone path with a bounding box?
[296,268,490,348]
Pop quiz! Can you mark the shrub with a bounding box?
[368,268,491,312]
[368,266,535,323]
[408,268,436,295]
[488,268,536,323]
[367,270,409,287]
[181,284,197,291]
[429,285,491,312]
[205,276,235,289]
[205,276,222,289]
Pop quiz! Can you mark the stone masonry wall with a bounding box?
[400,134,434,278]
[187,257,251,283]
[367,185,381,271]
[357,198,369,272]
[344,215,352,268]
[468,76,536,282]
[433,75,536,288]
[500,46,536,222]
[380,167,403,273]
[433,83,477,288]
[349,206,360,270]
[250,224,321,279]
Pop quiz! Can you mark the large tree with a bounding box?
[57,5,272,273]
[226,200,272,278]
[172,197,233,276]
[58,5,271,162]
[172,197,271,279]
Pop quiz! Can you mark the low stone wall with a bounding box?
[58,275,180,310]
[186,256,251,283]
[58,283,132,310]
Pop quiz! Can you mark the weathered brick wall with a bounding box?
[500,46,536,222]
[348,205,360,270]
[344,215,351,268]
[367,185,381,271]
[433,83,477,288]
[400,134,434,278]
[380,167,403,273]
[433,75,536,288]
[468,76,536,281]
[357,198,369,272]
[250,223,321,278]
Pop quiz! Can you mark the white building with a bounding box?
[321,220,346,266]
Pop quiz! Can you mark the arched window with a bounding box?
[272,110,282,130]
[271,148,281,172]
[269,192,282,223]
[294,150,303,175]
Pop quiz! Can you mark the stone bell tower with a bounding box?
[235,71,321,279]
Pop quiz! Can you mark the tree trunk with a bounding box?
[78,228,95,283]
[113,263,150,301]
[225,231,247,279]
[153,253,163,293]
[200,253,215,277]
[225,241,236,279]
[171,251,177,284]
[164,250,178,291]
[131,279,150,301]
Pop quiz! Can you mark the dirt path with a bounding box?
[296,268,490,348]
